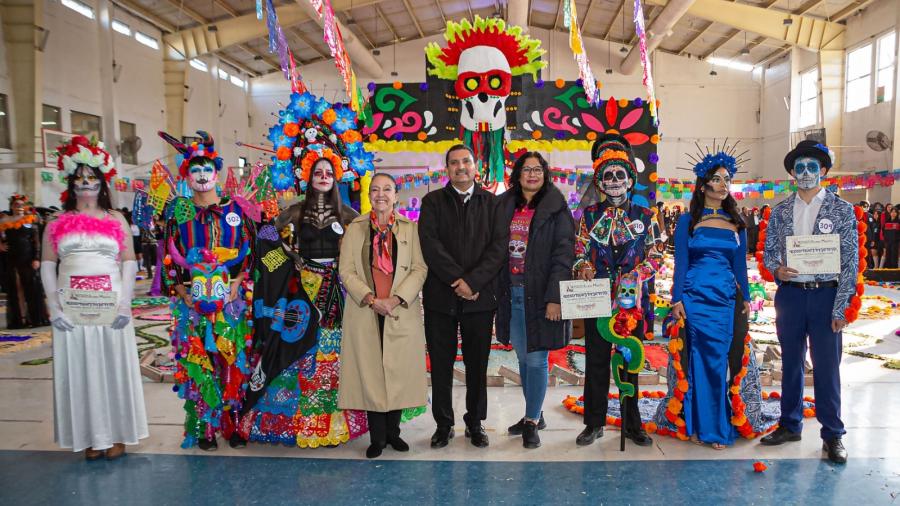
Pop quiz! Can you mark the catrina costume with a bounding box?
[159,131,257,448]
[2,194,49,329]
[240,91,375,448]
[651,145,779,444]
[573,134,662,445]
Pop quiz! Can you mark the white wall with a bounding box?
[0,0,254,207]
[250,29,764,179]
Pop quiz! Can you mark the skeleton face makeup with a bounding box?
[188,161,218,192]
[600,165,631,207]
[792,157,822,190]
[73,165,101,198]
[10,200,26,216]
[311,159,335,193]
[703,167,732,202]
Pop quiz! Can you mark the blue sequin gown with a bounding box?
[670,213,750,445]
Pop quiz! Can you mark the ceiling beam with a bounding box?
[464,0,475,22]
[552,0,563,31]
[755,44,790,66]
[112,0,175,33]
[433,0,447,25]
[602,0,627,41]
[344,13,377,49]
[400,0,424,38]
[579,0,595,31]
[793,0,825,15]
[374,4,400,41]
[212,0,240,17]
[830,0,878,22]
[644,0,845,51]
[677,21,714,55]
[629,5,660,46]
[702,28,740,58]
[291,27,330,58]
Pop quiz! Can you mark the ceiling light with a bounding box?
[207,24,218,32]
[390,71,398,77]
[372,49,381,56]
[709,69,718,76]
[619,46,628,53]
[783,17,793,25]
[605,68,613,74]
[740,46,750,55]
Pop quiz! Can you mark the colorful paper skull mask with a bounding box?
[615,273,641,310]
[187,249,230,315]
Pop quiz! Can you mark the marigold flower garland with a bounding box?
[755,205,867,323]
[0,214,37,232]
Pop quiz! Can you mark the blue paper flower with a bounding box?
[314,97,330,116]
[693,152,737,178]
[270,166,293,191]
[267,124,291,148]
[331,107,357,134]
[290,91,315,120]
[350,149,374,176]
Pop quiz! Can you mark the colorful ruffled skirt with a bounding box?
[170,296,252,448]
[245,260,369,447]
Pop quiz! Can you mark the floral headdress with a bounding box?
[268,91,373,193]
[681,139,749,179]
[592,149,637,188]
[424,16,546,80]
[56,135,116,180]
[9,193,31,207]
[158,130,224,178]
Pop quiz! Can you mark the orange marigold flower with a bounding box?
[276,146,292,161]
[341,130,362,143]
[283,122,300,137]
[753,462,768,473]
[322,108,337,125]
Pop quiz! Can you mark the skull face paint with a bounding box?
[792,157,822,190]
[188,160,218,192]
[600,166,631,207]
[311,159,335,193]
[73,165,101,198]
[454,46,512,132]
[615,274,640,310]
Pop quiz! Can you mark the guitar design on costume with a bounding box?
[253,297,313,343]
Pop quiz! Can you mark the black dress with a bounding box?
[3,224,49,328]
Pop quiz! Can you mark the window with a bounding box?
[798,67,818,128]
[0,94,10,149]
[111,20,131,36]
[190,59,208,72]
[876,31,896,103]
[70,110,102,141]
[42,104,62,130]
[846,44,873,112]
[706,56,754,72]
[217,68,229,80]
[61,0,94,19]
[134,31,159,50]
[230,75,245,87]
[119,121,138,165]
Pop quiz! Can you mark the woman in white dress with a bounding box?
[40,136,148,460]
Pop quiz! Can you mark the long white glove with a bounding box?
[112,260,138,330]
[40,260,74,332]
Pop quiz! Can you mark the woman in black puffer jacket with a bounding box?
[494,151,575,450]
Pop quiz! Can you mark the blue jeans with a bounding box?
[509,286,549,420]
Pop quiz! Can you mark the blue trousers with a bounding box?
[774,284,845,439]
[509,286,549,420]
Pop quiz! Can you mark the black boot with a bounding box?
[366,442,385,459]
[522,421,541,449]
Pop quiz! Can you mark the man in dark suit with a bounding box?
[418,144,507,449]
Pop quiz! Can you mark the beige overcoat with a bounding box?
[337,213,428,412]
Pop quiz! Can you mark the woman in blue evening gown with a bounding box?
[658,161,755,448]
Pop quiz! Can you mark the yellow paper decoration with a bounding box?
[359,172,372,214]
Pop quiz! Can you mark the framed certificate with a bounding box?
[786,234,841,275]
[560,279,612,320]
[61,289,119,326]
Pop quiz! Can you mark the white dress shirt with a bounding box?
[454,183,475,203]
[792,188,827,282]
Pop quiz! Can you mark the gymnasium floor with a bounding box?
[1,283,899,505]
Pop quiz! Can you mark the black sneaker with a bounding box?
[197,438,218,451]
[522,421,541,449]
[507,413,547,435]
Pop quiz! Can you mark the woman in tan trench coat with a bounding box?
[338,173,428,459]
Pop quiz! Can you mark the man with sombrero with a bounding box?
[573,133,664,447]
[761,140,858,464]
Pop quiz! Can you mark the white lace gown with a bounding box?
[52,230,149,452]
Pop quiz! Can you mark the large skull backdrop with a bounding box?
[426,16,546,184]
[455,46,512,132]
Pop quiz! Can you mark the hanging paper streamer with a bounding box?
[264,0,302,93]
[633,0,659,126]
[256,0,263,20]
[564,0,599,106]
[309,0,369,123]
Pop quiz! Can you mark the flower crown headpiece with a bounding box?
[56,135,116,179]
[158,130,224,178]
[9,193,32,207]
[297,146,345,191]
[679,139,750,179]
[592,149,637,183]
